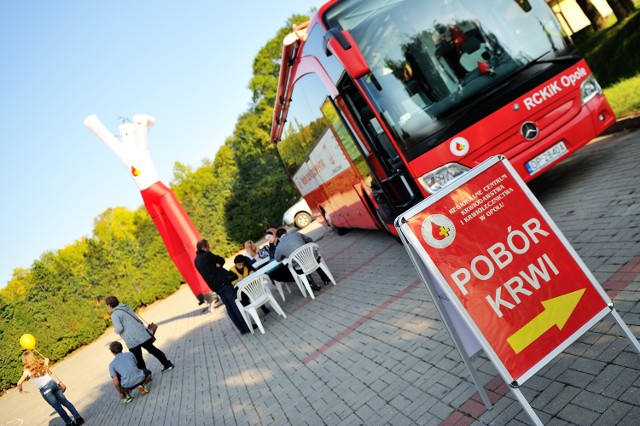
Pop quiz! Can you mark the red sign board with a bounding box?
[403,158,609,382]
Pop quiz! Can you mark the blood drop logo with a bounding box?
[450,137,469,156]
[421,214,456,248]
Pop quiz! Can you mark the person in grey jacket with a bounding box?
[105,296,174,373]
[274,228,330,291]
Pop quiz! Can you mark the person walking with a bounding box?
[105,296,174,372]
[194,239,251,335]
[108,341,153,403]
[17,351,85,426]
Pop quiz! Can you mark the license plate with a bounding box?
[525,141,568,174]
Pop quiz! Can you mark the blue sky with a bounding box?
[0,0,321,287]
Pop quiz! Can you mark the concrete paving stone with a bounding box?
[541,385,582,417]
[379,380,413,403]
[405,395,442,423]
[383,408,416,425]
[593,401,634,426]
[353,402,379,425]
[572,390,616,413]
[368,378,390,394]
[615,406,640,426]
[590,335,626,363]
[540,353,579,381]
[612,351,640,373]
[557,402,601,425]
[363,394,388,413]
[586,363,627,394]
[530,381,568,412]
[522,375,553,393]
[482,398,535,425]
[569,356,608,376]
[557,368,596,389]
[617,384,639,406]
[389,392,414,412]
[335,412,365,426]
[447,384,482,409]
[428,399,458,421]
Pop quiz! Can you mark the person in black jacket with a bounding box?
[194,239,250,335]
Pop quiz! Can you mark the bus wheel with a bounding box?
[323,210,348,235]
[294,212,312,228]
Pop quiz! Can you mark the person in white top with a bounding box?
[17,351,84,426]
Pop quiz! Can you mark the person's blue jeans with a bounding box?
[39,381,80,425]
[217,284,250,333]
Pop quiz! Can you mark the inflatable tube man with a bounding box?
[84,114,211,302]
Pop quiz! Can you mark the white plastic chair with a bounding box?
[271,279,293,302]
[287,242,337,300]
[235,274,287,334]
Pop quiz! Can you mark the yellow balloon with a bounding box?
[20,334,36,350]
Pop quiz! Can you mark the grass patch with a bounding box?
[604,74,640,118]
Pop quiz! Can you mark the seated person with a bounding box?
[230,254,256,284]
[274,228,331,291]
[244,240,268,264]
[263,228,296,284]
[264,228,278,260]
[108,341,152,403]
[230,255,270,315]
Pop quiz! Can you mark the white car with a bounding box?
[282,198,313,228]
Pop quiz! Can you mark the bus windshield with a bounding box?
[324,0,572,157]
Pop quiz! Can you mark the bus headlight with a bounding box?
[418,163,470,194]
[580,75,602,105]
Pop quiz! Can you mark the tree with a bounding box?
[605,0,636,22]
[224,13,312,242]
[575,0,607,30]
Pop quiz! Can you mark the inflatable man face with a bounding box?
[84,114,211,300]
[84,114,160,190]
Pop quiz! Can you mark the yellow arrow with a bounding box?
[507,288,585,354]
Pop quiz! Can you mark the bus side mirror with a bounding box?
[323,28,370,79]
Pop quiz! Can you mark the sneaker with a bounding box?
[123,394,133,404]
[137,384,149,395]
[74,417,85,426]
[161,362,174,373]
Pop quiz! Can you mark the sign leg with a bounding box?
[610,308,640,354]
[509,385,543,426]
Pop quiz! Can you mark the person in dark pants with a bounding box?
[194,239,251,335]
[108,341,152,403]
[105,296,174,373]
[17,351,85,426]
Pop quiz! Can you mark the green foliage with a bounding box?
[575,11,640,88]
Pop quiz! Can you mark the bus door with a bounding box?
[337,75,418,225]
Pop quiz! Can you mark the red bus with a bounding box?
[271,0,615,235]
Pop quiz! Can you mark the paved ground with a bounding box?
[1,128,639,426]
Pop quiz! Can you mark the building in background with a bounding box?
[547,0,613,35]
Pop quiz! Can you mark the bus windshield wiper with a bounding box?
[462,52,581,108]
